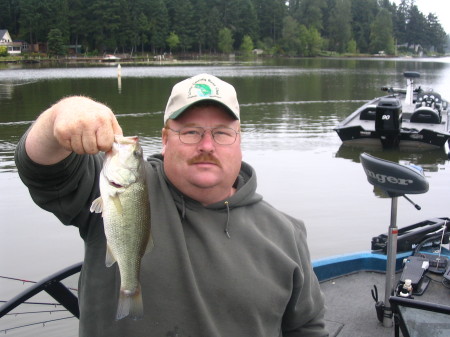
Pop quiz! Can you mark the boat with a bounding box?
[334,72,450,152]
[102,54,121,62]
[1,154,450,336]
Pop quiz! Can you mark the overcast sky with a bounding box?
[393,0,450,34]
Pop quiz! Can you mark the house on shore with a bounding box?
[0,29,25,54]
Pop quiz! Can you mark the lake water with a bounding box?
[1,57,450,335]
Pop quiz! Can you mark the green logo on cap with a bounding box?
[194,84,212,97]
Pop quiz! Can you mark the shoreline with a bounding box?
[1,53,448,66]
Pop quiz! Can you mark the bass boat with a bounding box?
[334,72,450,152]
[1,154,450,336]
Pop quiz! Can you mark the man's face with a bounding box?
[162,104,242,204]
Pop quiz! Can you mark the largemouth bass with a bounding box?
[90,135,153,320]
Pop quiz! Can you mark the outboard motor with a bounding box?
[375,97,402,148]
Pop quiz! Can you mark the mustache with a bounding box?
[187,153,222,168]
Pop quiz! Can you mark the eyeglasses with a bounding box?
[167,126,240,145]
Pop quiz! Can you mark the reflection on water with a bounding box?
[0,84,14,99]
[335,143,449,199]
[0,141,18,173]
[1,59,449,228]
[1,59,450,336]
[335,144,449,172]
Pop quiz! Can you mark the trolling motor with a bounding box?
[360,153,429,327]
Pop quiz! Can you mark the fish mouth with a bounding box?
[109,181,123,188]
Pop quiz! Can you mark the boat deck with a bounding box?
[321,269,450,337]
[342,109,449,132]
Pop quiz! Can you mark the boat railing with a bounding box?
[0,262,82,319]
[389,295,450,337]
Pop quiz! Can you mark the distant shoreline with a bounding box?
[1,53,448,66]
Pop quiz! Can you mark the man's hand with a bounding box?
[26,96,123,165]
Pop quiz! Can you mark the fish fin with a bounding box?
[111,195,123,214]
[116,284,144,320]
[90,197,103,213]
[105,244,116,267]
[144,235,154,255]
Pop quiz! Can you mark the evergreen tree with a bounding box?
[232,0,259,49]
[0,0,446,56]
[0,0,20,37]
[393,0,408,45]
[136,12,150,53]
[190,0,208,54]
[147,0,169,54]
[167,0,195,53]
[351,0,378,53]
[87,0,122,52]
[294,0,325,31]
[68,0,90,53]
[405,5,427,49]
[328,0,352,53]
[18,0,43,44]
[47,28,65,57]
[369,8,395,54]
[281,16,301,56]
[254,0,286,44]
[202,6,222,53]
[425,13,447,53]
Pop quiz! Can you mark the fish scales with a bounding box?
[90,135,153,320]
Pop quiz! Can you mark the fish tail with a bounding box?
[116,284,144,320]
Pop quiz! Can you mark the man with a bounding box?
[15,73,328,336]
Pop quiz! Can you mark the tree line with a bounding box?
[0,0,448,57]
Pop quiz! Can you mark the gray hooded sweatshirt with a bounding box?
[15,134,327,337]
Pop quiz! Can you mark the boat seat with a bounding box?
[390,296,450,337]
[410,108,441,124]
[360,153,429,197]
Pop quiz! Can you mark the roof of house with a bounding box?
[0,29,11,41]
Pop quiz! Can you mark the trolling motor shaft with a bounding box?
[360,153,429,327]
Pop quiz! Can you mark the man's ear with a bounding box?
[161,127,168,155]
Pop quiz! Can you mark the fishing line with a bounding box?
[0,300,64,306]
[0,316,75,334]
[0,275,36,284]
[0,275,78,291]
[4,309,68,316]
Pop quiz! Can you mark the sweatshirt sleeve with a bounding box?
[281,216,329,337]
[14,129,103,238]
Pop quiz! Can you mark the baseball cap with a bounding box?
[164,73,240,123]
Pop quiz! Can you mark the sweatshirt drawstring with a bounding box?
[224,201,231,239]
[180,195,186,219]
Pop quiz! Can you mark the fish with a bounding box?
[90,135,153,320]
